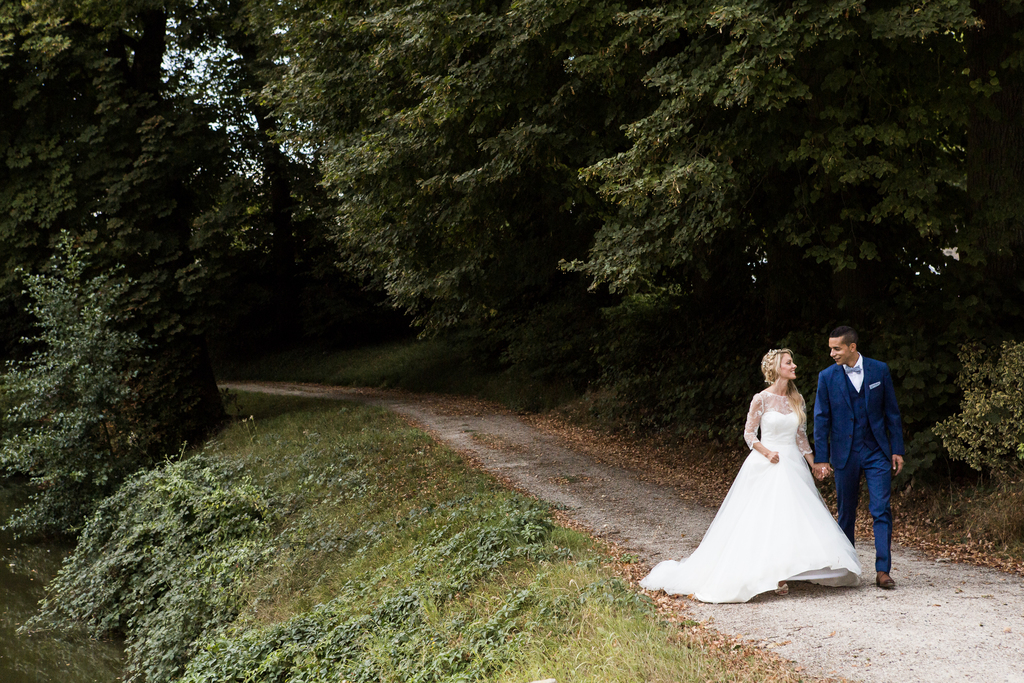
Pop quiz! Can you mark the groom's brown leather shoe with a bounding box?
[876,571,895,589]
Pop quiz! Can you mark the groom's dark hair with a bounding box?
[830,325,858,345]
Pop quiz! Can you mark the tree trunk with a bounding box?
[232,35,302,347]
[122,9,226,438]
[255,104,301,346]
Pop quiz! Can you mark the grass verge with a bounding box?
[193,392,817,682]
[37,391,821,683]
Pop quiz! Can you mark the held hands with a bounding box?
[806,457,899,480]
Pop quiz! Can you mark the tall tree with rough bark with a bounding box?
[0,0,267,445]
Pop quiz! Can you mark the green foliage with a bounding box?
[934,341,1024,473]
[576,1,978,292]
[594,291,759,439]
[492,288,603,388]
[247,0,1024,478]
[5,0,1024,483]
[171,395,693,683]
[0,0,292,435]
[866,311,965,478]
[261,0,647,338]
[567,0,1022,469]
[0,233,148,535]
[27,455,277,683]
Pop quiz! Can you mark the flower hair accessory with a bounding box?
[761,349,782,385]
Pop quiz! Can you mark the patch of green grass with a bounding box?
[174,392,809,683]
[216,339,580,413]
[216,339,464,389]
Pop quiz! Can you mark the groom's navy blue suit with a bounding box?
[813,357,904,573]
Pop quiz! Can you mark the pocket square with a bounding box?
[869,381,881,390]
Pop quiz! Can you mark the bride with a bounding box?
[640,348,860,603]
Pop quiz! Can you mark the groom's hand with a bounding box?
[813,463,832,480]
[892,454,904,476]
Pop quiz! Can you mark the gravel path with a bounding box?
[222,381,1024,682]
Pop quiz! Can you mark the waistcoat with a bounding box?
[847,376,880,454]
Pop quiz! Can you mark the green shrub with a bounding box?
[27,455,277,683]
[0,232,150,535]
[934,341,1024,473]
[594,291,758,440]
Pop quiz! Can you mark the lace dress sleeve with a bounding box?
[743,393,764,450]
[796,418,813,459]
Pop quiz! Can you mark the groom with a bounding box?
[812,326,904,589]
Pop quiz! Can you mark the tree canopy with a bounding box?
[2,0,1023,480]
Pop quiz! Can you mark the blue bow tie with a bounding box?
[844,365,862,375]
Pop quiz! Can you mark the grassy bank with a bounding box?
[34,392,813,682]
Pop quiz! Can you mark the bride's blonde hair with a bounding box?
[760,348,806,425]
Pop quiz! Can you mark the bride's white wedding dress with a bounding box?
[640,391,860,603]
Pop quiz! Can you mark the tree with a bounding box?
[965,1,1024,297]
[578,2,976,307]
[0,0,236,443]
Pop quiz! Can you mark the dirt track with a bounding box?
[221,380,1024,683]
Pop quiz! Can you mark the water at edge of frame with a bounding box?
[0,479,124,682]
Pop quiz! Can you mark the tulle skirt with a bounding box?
[640,442,860,603]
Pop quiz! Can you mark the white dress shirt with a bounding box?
[845,354,865,392]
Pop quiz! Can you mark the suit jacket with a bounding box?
[812,356,905,469]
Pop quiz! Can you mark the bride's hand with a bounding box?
[763,449,779,464]
[812,463,832,480]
